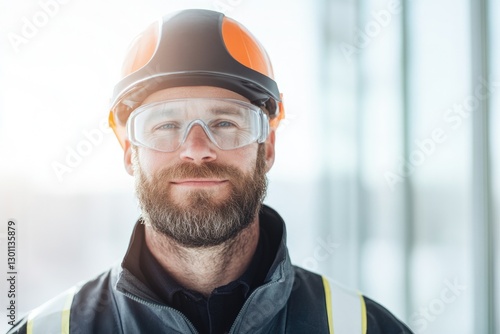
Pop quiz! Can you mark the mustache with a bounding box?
[154,161,244,181]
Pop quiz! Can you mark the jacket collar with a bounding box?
[115,204,295,333]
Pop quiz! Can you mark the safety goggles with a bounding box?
[127,98,270,152]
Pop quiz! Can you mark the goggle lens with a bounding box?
[127,98,269,152]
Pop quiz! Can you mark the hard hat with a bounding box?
[109,9,285,149]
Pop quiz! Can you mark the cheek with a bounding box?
[136,145,259,175]
[222,145,259,174]
[137,149,175,176]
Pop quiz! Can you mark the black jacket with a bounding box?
[7,205,413,333]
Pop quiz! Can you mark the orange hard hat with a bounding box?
[109,9,285,148]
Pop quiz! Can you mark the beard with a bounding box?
[133,145,268,248]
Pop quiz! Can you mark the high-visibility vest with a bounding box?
[10,275,367,334]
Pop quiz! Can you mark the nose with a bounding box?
[178,124,217,163]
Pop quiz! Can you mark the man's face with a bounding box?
[124,86,276,248]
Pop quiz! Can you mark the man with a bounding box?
[8,9,412,334]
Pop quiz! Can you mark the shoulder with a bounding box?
[321,275,413,333]
[6,266,120,334]
[290,267,413,333]
[363,295,414,333]
[6,284,80,334]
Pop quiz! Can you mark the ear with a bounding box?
[264,129,276,173]
[123,139,134,176]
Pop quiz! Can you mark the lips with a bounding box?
[170,179,228,187]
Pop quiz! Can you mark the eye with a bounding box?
[215,121,236,128]
[154,122,180,131]
[213,120,238,128]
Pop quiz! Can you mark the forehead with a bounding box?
[141,86,250,105]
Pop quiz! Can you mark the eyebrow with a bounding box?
[207,107,242,116]
[141,103,247,120]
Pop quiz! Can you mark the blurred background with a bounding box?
[0,0,498,333]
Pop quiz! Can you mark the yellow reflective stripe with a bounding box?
[322,276,334,334]
[359,293,367,334]
[26,317,33,334]
[25,286,77,334]
[61,289,75,334]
